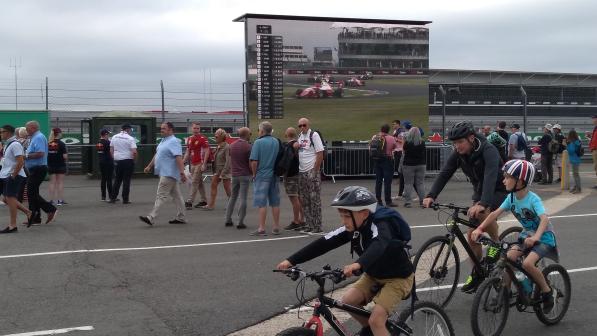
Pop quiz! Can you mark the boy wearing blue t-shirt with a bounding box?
[472,159,556,313]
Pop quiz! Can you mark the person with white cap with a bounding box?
[551,124,565,182]
[537,123,554,184]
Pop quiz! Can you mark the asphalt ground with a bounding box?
[0,165,596,336]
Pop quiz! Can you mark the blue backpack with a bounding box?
[373,206,412,242]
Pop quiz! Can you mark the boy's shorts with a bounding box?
[518,238,559,261]
[352,273,414,314]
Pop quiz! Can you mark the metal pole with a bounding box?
[160,80,165,123]
[520,86,527,135]
[45,76,49,111]
[439,85,446,145]
[242,81,248,128]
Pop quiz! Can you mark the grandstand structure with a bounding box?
[428,69,597,136]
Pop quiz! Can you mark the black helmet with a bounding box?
[448,121,475,140]
[331,186,378,212]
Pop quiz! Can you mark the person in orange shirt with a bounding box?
[183,122,210,209]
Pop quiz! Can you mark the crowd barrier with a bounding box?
[322,144,453,182]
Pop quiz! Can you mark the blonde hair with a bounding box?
[215,128,227,142]
[16,127,28,139]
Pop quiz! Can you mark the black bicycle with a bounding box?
[274,265,455,336]
[471,236,571,336]
[413,203,522,308]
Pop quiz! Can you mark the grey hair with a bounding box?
[259,121,273,135]
[406,127,422,145]
[26,120,40,129]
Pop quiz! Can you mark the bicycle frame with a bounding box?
[492,249,543,308]
[300,274,411,336]
[437,207,487,275]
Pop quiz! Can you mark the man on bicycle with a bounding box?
[422,121,507,293]
[277,186,413,336]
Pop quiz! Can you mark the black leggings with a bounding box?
[99,161,114,199]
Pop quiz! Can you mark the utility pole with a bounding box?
[9,58,21,110]
[160,80,165,123]
[45,77,49,111]
[520,86,527,135]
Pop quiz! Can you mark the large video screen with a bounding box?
[242,15,430,141]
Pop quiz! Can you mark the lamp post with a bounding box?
[520,86,527,135]
[439,85,446,144]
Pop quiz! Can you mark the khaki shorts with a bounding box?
[214,165,231,180]
[283,176,299,196]
[352,273,414,314]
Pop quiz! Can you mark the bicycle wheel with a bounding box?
[395,301,455,336]
[276,326,316,336]
[413,235,460,308]
[498,226,522,244]
[534,264,571,325]
[471,277,509,336]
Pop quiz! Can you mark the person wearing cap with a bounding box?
[590,115,597,188]
[508,123,527,160]
[109,123,137,204]
[537,124,554,184]
[551,124,565,182]
[24,121,58,225]
[47,128,69,205]
[97,128,113,201]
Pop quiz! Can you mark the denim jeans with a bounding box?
[374,157,394,203]
[225,175,251,225]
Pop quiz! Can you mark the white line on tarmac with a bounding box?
[417,265,597,292]
[1,326,94,336]
[0,236,307,260]
[410,212,597,229]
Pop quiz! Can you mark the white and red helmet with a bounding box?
[503,159,536,188]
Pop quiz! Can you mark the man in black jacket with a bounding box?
[277,186,413,336]
[537,124,554,184]
[422,121,507,293]
[551,124,565,182]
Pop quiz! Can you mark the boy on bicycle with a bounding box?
[277,186,414,336]
[472,159,557,313]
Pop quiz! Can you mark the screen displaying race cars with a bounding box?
[242,15,430,141]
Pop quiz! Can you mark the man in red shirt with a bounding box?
[183,122,210,208]
[590,115,597,189]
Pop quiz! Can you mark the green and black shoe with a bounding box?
[461,272,483,293]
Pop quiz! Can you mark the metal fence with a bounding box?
[322,144,453,182]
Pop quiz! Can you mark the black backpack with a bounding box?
[369,134,387,160]
[516,133,528,152]
[275,140,299,177]
[308,130,327,160]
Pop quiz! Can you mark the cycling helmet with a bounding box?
[503,159,536,191]
[552,124,562,130]
[448,121,475,140]
[486,132,506,148]
[331,186,378,213]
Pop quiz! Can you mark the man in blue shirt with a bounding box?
[24,121,57,225]
[139,122,187,226]
[249,121,281,236]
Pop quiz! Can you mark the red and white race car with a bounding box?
[358,72,374,80]
[343,77,366,87]
[295,80,343,98]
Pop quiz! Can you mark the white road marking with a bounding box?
[2,326,94,336]
[410,212,597,229]
[0,236,307,260]
[417,265,597,292]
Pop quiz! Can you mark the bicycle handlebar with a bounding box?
[431,203,469,215]
[274,266,361,284]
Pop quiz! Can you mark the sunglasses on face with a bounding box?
[298,124,307,128]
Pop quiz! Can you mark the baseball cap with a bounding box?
[552,124,561,130]
[510,123,520,129]
[121,123,132,130]
[403,120,412,129]
[100,128,111,135]
[544,123,553,130]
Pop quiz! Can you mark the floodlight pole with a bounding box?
[520,86,527,134]
[439,85,446,144]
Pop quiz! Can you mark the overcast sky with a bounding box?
[1,0,596,110]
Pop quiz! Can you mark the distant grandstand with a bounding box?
[428,69,597,136]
